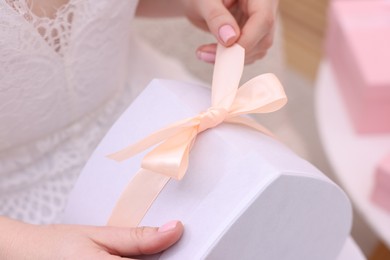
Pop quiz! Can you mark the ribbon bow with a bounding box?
[107,44,287,227]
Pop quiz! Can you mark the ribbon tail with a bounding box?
[107,169,170,227]
[107,126,199,227]
[211,44,245,110]
[108,117,198,161]
[225,116,275,139]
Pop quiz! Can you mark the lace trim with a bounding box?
[5,0,75,55]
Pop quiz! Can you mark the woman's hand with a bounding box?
[184,0,279,64]
[136,0,279,64]
[0,217,183,259]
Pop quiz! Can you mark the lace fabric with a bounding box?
[0,0,138,151]
[0,0,140,224]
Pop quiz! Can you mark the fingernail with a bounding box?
[158,220,178,233]
[218,24,236,44]
[196,51,216,63]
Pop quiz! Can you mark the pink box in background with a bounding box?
[326,0,390,134]
[371,153,390,213]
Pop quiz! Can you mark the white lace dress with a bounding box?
[0,0,197,224]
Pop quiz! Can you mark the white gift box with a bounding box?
[63,79,352,260]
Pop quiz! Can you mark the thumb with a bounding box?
[90,220,184,257]
[200,0,240,46]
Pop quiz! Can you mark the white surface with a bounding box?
[64,79,352,259]
[337,237,366,260]
[315,60,390,247]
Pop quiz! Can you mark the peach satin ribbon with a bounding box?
[107,44,287,227]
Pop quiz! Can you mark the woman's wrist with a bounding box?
[0,216,34,259]
[136,0,185,18]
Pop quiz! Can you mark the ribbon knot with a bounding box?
[198,107,227,132]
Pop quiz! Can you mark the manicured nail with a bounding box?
[196,51,216,63]
[218,24,236,44]
[158,220,178,233]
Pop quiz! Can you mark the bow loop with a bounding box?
[107,117,199,162]
[228,73,287,117]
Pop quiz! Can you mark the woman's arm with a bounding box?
[0,216,183,259]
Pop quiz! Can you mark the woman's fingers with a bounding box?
[197,0,240,46]
[88,220,184,257]
[193,0,278,64]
